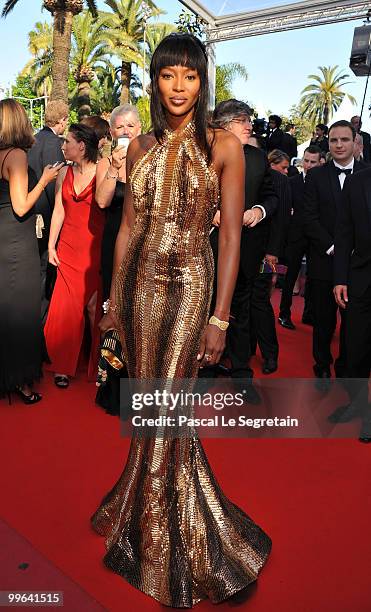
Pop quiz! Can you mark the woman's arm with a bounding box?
[214,133,245,319]
[198,132,244,367]
[95,146,126,209]
[48,167,67,266]
[6,149,64,217]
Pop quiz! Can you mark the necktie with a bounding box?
[335,167,352,176]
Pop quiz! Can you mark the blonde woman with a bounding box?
[0,99,63,403]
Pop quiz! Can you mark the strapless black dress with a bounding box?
[0,169,43,394]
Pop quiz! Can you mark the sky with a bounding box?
[0,0,370,132]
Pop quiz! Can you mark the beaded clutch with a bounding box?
[96,329,124,387]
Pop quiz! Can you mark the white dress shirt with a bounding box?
[326,158,355,255]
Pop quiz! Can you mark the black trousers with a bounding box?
[311,278,347,374]
[250,273,279,361]
[279,237,312,319]
[346,285,371,378]
[227,268,255,377]
[204,227,269,379]
[346,286,371,434]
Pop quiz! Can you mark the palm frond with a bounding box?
[86,0,98,18]
[1,0,20,17]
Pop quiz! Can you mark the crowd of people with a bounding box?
[0,87,370,437]
[1,31,371,608]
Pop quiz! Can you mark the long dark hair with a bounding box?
[69,123,99,163]
[150,33,212,163]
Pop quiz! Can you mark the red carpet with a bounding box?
[1,290,370,612]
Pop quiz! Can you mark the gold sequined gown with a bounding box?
[91,123,271,607]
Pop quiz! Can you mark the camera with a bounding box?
[112,136,130,151]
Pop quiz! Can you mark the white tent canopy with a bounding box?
[179,1,371,105]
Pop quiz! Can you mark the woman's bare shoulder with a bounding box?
[127,132,157,167]
[3,147,27,166]
[208,127,242,172]
[132,132,156,154]
[59,165,69,180]
[210,127,240,150]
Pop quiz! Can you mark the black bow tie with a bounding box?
[335,167,352,176]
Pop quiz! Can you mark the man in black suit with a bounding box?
[304,120,367,385]
[278,145,321,329]
[333,168,371,441]
[28,100,68,318]
[310,123,329,153]
[204,100,278,399]
[266,115,285,153]
[350,115,371,163]
[249,153,292,373]
[282,123,298,160]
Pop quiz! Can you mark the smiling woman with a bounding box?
[91,32,271,608]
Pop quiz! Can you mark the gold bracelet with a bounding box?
[209,315,229,331]
[37,181,46,190]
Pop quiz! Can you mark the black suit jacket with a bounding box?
[287,173,305,243]
[210,145,278,275]
[28,126,64,232]
[304,159,367,281]
[266,169,292,258]
[334,168,371,296]
[310,136,329,153]
[360,130,371,163]
[241,146,278,272]
[266,128,285,153]
[243,144,277,216]
[282,133,298,160]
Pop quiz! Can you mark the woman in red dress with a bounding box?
[44,124,105,386]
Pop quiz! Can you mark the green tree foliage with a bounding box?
[2,0,99,103]
[215,63,248,106]
[145,22,176,66]
[14,1,177,116]
[300,65,356,127]
[175,9,206,37]
[136,95,151,132]
[11,75,45,130]
[21,21,53,97]
[99,0,162,103]
[71,10,115,118]
[90,65,120,115]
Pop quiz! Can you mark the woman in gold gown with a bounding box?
[92,34,271,608]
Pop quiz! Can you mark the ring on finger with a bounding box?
[205,353,211,361]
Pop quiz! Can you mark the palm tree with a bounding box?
[21,21,54,98]
[145,22,176,61]
[100,0,162,103]
[215,63,249,105]
[71,10,114,118]
[300,65,356,126]
[90,64,121,114]
[2,0,98,103]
